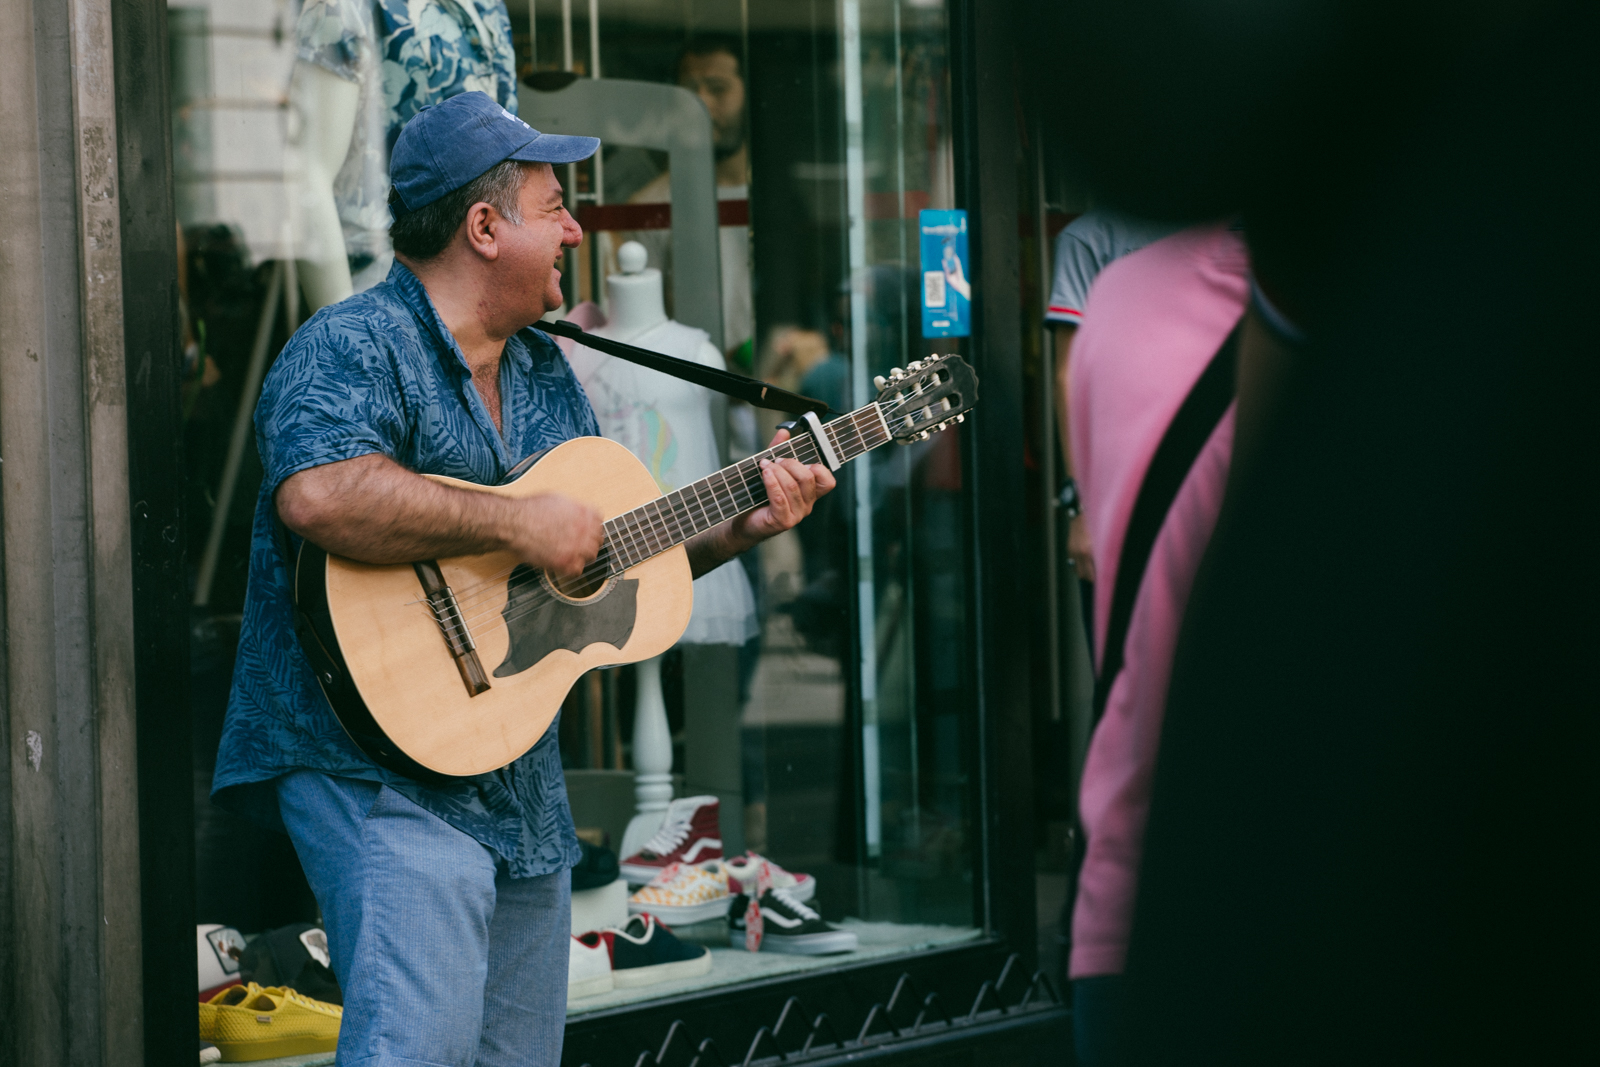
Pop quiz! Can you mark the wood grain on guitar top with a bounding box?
[323,437,692,777]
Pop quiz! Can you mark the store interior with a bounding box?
[179,1,989,1045]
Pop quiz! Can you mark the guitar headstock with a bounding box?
[873,355,980,443]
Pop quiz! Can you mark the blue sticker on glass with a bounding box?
[919,209,970,338]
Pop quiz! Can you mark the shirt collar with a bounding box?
[386,259,473,373]
[386,260,558,375]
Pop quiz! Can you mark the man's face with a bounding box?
[496,163,583,317]
[679,51,746,158]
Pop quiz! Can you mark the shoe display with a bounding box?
[619,796,723,884]
[627,860,732,925]
[198,982,262,1041]
[207,985,342,1062]
[729,889,859,955]
[603,914,713,987]
[724,852,816,903]
[571,838,621,892]
[196,924,247,1000]
[568,931,615,1003]
[239,922,341,1006]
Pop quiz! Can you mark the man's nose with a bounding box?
[561,209,584,247]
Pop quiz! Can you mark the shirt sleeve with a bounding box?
[255,314,409,497]
[295,0,372,83]
[1046,228,1099,325]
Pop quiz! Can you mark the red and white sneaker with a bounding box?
[620,796,723,884]
[725,852,815,903]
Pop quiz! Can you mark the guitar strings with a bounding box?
[424,432,833,641]
[424,404,912,645]
[414,395,926,647]
[440,423,865,638]
[440,398,889,618]
[421,406,912,647]
[442,430,827,622]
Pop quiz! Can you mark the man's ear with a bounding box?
[462,201,500,261]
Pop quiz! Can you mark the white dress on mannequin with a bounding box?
[566,245,759,646]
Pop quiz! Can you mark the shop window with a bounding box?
[173,0,977,1019]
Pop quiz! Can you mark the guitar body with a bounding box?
[295,436,692,779]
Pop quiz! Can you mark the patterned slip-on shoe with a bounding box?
[725,852,816,903]
[627,859,731,925]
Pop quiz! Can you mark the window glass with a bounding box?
[170,0,977,1014]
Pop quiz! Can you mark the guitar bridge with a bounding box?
[414,560,491,697]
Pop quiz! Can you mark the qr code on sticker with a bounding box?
[923,270,946,308]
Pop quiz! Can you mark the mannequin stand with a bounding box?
[619,654,673,859]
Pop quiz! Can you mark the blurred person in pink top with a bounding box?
[1066,222,1249,1065]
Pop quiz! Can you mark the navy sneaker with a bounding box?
[728,889,859,955]
[602,915,712,987]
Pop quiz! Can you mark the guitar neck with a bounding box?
[603,403,892,572]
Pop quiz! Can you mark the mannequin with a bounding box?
[566,242,759,857]
[288,63,361,310]
[289,0,520,312]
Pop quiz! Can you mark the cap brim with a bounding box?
[508,132,601,165]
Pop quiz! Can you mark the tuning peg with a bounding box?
[936,421,948,432]
[954,413,965,423]
[908,359,924,371]
[889,367,905,380]
[873,375,887,391]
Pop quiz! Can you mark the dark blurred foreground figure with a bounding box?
[1046,1,1598,1062]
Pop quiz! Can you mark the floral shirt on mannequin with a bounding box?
[295,0,518,290]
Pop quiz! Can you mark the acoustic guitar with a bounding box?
[291,355,978,779]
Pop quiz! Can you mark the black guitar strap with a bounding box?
[541,319,835,416]
[1090,322,1240,724]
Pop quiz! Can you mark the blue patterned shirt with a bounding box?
[212,261,596,878]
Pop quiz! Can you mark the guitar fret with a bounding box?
[617,516,644,569]
[688,479,713,531]
[668,488,695,539]
[644,500,669,553]
[660,493,685,545]
[589,391,930,573]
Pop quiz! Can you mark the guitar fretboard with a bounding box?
[603,404,892,572]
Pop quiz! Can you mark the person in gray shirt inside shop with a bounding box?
[1046,208,1179,590]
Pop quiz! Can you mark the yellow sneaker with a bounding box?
[209,985,341,1062]
[197,983,261,1043]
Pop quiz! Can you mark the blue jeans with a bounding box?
[278,771,571,1067]
[1073,974,1126,1067]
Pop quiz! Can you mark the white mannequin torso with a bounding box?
[566,243,757,646]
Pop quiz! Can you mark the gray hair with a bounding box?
[388,159,533,260]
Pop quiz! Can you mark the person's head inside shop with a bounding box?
[386,93,595,322]
[677,34,746,161]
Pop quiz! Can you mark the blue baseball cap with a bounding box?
[390,91,599,214]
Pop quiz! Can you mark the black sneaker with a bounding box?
[729,888,859,955]
[603,914,712,987]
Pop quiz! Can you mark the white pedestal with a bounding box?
[619,654,673,860]
[570,877,629,935]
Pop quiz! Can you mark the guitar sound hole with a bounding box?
[545,544,614,601]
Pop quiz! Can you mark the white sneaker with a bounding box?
[725,852,816,903]
[567,931,614,1002]
[627,859,732,924]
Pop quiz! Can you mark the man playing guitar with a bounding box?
[210,92,834,1066]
